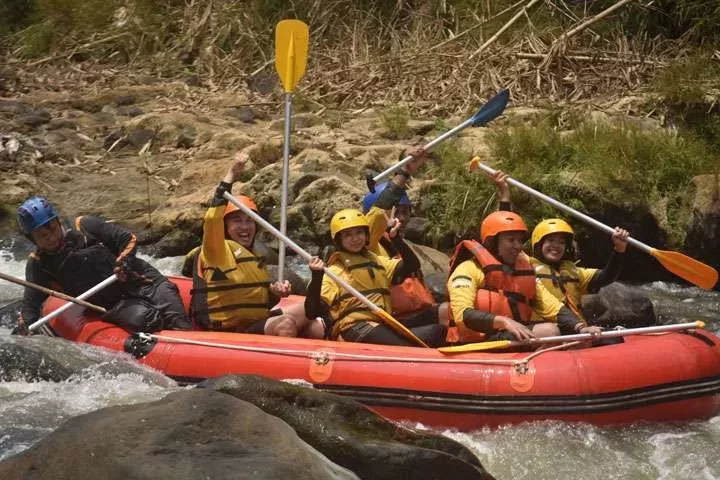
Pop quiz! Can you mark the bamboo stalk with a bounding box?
[469,0,543,60]
[428,0,527,52]
[516,51,663,65]
[28,32,131,66]
[553,0,636,45]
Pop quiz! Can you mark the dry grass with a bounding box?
[1,0,715,114]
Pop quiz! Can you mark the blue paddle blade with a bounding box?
[470,89,510,127]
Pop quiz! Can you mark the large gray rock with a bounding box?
[0,336,173,385]
[201,375,494,480]
[582,282,657,329]
[0,389,358,480]
[406,239,449,277]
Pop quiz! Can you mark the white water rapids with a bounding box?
[0,239,718,479]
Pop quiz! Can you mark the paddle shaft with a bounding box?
[473,161,652,254]
[373,116,475,184]
[224,192,428,346]
[224,192,390,316]
[372,89,509,188]
[278,92,292,282]
[28,274,118,331]
[439,321,705,353]
[0,271,107,314]
[519,321,703,346]
[275,21,308,283]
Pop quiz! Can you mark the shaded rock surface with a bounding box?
[201,375,494,480]
[0,389,358,480]
[684,174,720,289]
[582,282,657,329]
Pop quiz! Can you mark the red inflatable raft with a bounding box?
[45,276,720,430]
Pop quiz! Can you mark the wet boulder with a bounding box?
[0,335,173,385]
[582,282,657,329]
[201,375,495,480]
[0,389,358,480]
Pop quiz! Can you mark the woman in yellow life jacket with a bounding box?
[530,219,629,320]
[361,146,449,328]
[488,168,630,320]
[447,210,602,343]
[190,150,323,338]
[304,158,447,346]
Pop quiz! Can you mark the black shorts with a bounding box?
[238,308,283,335]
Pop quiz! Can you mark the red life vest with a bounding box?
[449,240,537,342]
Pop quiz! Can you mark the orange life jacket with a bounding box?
[448,240,537,342]
[378,236,435,315]
[390,277,435,316]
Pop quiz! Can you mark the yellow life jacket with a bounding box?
[190,240,270,330]
[326,250,392,338]
[530,258,585,320]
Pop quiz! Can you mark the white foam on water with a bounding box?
[648,431,718,480]
[137,253,185,277]
[0,369,179,461]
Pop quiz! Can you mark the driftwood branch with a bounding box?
[469,0,543,60]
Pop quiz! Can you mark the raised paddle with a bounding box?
[0,270,107,314]
[275,19,309,283]
[28,274,118,332]
[223,191,429,348]
[438,321,706,353]
[470,158,719,290]
[366,89,510,192]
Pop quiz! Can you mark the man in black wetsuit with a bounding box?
[14,196,193,334]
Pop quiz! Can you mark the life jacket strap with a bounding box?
[190,281,270,295]
[333,288,390,306]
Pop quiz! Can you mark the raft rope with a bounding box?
[136,332,577,369]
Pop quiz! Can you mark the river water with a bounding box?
[0,240,718,480]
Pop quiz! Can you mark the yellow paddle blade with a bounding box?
[275,20,309,93]
[468,157,481,172]
[374,309,429,348]
[651,248,719,290]
[438,340,512,354]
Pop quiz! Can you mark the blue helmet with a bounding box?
[17,196,59,235]
[361,182,411,213]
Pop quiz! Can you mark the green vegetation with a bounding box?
[422,116,719,248]
[19,22,54,57]
[380,106,411,140]
[650,54,720,151]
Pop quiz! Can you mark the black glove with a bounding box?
[215,181,233,200]
[114,256,134,281]
[11,316,29,336]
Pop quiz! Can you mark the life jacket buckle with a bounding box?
[514,361,530,375]
[311,351,331,366]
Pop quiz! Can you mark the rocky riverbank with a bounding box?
[0,71,717,285]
